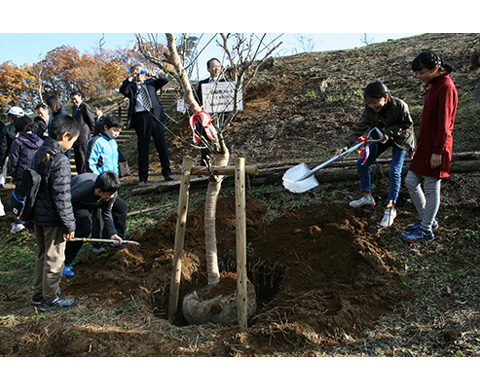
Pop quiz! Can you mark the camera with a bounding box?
[139,69,147,75]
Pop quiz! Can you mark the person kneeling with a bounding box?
[63,171,127,276]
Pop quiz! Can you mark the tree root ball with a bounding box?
[182,272,257,325]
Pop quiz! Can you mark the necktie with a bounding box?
[139,84,152,111]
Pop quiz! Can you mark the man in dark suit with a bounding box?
[196,58,223,106]
[195,58,225,166]
[93,103,104,136]
[71,90,95,174]
[119,63,173,183]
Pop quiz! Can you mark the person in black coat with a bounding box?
[93,103,105,136]
[119,63,173,183]
[30,115,80,311]
[71,90,95,174]
[0,107,25,185]
[195,58,225,166]
[63,171,125,274]
[33,103,51,140]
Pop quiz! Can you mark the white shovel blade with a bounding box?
[282,163,319,193]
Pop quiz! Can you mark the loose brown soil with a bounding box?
[1,33,479,358]
[52,195,411,355]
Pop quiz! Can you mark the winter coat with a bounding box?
[0,123,17,168]
[31,137,75,233]
[408,73,458,179]
[340,95,415,151]
[9,133,43,182]
[85,132,119,175]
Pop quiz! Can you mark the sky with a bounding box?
[0,33,421,80]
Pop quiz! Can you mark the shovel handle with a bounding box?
[67,237,140,246]
[297,127,384,181]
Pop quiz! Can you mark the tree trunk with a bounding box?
[205,151,229,285]
[165,33,229,285]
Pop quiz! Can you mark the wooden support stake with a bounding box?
[168,156,192,322]
[235,157,248,328]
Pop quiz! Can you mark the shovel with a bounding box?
[68,237,140,246]
[282,127,384,193]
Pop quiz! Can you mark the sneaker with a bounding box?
[31,292,44,306]
[62,264,74,277]
[10,223,25,233]
[401,227,435,243]
[39,296,76,312]
[349,197,376,208]
[405,219,439,232]
[164,175,174,181]
[379,207,397,228]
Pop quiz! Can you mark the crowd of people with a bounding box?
[0,46,468,312]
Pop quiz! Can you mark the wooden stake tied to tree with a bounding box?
[136,33,281,297]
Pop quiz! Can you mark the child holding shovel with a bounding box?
[401,50,458,242]
[336,81,415,227]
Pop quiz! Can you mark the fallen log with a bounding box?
[130,158,480,194]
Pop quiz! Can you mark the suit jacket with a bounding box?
[72,102,95,144]
[94,115,104,136]
[119,75,169,129]
[196,77,225,106]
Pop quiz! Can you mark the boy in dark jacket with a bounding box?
[9,116,43,233]
[30,115,80,312]
[63,171,125,275]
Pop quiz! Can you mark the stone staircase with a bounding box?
[70,88,179,175]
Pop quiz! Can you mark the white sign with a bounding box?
[176,98,186,113]
[202,81,243,113]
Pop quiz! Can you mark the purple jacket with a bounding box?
[9,133,43,181]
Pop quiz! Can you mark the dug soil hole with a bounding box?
[65,196,412,340]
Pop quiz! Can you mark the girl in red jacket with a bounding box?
[402,50,458,242]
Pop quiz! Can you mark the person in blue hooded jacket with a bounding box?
[86,114,122,175]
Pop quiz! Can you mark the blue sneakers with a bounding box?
[405,219,439,232]
[402,227,435,243]
[62,264,74,277]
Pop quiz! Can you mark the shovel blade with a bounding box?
[282,163,319,193]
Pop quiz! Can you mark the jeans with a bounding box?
[356,140,407,205]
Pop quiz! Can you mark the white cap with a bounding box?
[7,106,25,117]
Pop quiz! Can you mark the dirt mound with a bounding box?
[64,196,411,341]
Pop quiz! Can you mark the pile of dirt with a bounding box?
[64,196,411,344]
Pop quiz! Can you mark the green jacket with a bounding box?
[339,95,414,151]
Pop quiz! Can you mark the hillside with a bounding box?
[1,33,480,361]
[158,33,480,170]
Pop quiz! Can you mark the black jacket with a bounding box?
[70,172,117,238]
[119,75,169,129]
[72,102,95,145]
[31,138,75,233]
[0,123,17,169]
